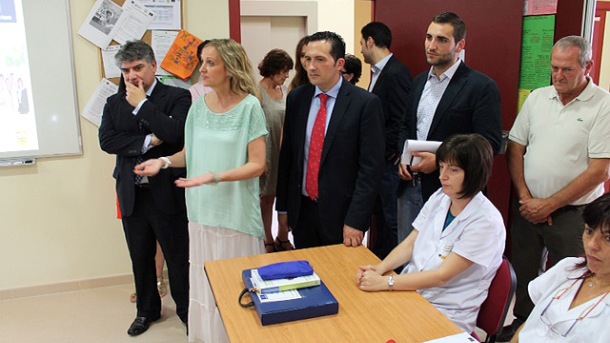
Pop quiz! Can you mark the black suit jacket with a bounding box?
[276,80,385,242]
[99,81,191,217]
[370,55,412,159]
[399,61,502,201]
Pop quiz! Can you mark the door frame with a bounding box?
[241,1,318,34]
[592,2,610,85]
[231,0,318,43]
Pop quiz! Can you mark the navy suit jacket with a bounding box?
[99,81,191,217]
[276,80,385,242]
[370,55,412,159]
[399,61,502,201]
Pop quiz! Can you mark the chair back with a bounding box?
[476,256,517,343]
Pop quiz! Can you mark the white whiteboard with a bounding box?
[0,0,81,160]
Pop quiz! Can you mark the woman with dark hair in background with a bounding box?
[510,193,610,342]
[257,48,295,252]
[341,53,362,85]
[288,35,309,91]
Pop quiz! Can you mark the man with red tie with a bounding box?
[276,31,385,248]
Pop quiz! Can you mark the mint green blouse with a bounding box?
[184,94,268,239]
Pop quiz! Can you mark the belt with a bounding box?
[301,195,318,204]
[554,204,585,214]
[136,183,150,190]
[409,173,422,186]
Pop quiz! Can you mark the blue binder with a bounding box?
[242,269,339,326]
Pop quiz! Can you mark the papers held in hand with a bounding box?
[401,139,442,166]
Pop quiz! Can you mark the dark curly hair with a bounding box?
[343,54,362,84]
[258,49,294,77]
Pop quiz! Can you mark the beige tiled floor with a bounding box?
[1,283,187,343]
[1,282,515,343]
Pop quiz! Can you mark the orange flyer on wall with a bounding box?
[161,30,203,81]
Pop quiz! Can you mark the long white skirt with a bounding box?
[188,222,264,343]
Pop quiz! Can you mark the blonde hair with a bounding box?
[206,39,259,98]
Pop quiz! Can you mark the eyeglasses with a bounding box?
[540,278,609,337]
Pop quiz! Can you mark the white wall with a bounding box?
[0,0,230,292]
[241,0,356,53]
[1,0,355,293]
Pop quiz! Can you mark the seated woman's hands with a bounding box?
[357,265,388,292]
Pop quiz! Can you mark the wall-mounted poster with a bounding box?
[519,15,555,91]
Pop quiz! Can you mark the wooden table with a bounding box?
[205,244,462,342]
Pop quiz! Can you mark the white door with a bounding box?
[241,15,306,85]
[240,15,306,247]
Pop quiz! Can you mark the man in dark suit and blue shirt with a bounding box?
[99,41,190,336]
[276,31,385,249]
[397,12,502,244]
[360,21,413,259]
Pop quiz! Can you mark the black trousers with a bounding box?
[368,160,399,259]
[122,186,189,322]
[293,196,344,248]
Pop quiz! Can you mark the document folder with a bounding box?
[242,269,339,326]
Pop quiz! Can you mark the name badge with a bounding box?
[438,242,454,260]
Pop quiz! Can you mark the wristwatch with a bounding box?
[388,275,395,291]
[159,156,171,169]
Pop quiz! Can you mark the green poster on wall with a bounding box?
[520,15,555,90]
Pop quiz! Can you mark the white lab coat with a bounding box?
[518,257,610,343]
[401,189,505,333]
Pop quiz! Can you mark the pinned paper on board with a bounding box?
[161,30,203,81]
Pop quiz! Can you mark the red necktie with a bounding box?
[306,94,329,200]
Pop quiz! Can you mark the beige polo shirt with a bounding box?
[509,80,610,205]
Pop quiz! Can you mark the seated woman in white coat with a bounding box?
[357,133,506,333]
[510,193,610,343]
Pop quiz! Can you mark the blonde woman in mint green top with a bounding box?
[185,93,267,236]
[134,39,267,343]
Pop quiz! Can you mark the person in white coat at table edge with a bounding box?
[509,192,610,343]
[357,133,505,334]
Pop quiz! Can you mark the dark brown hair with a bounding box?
[436,133,493,199]
[432,12,467,43]
[343,54,362,84]
[361,22,392,49]
[258,49,294,77]
[289,36,310,91]
[575,193,610,274]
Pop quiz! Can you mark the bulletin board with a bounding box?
[77,0,205,126]
[95,0,185,84]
